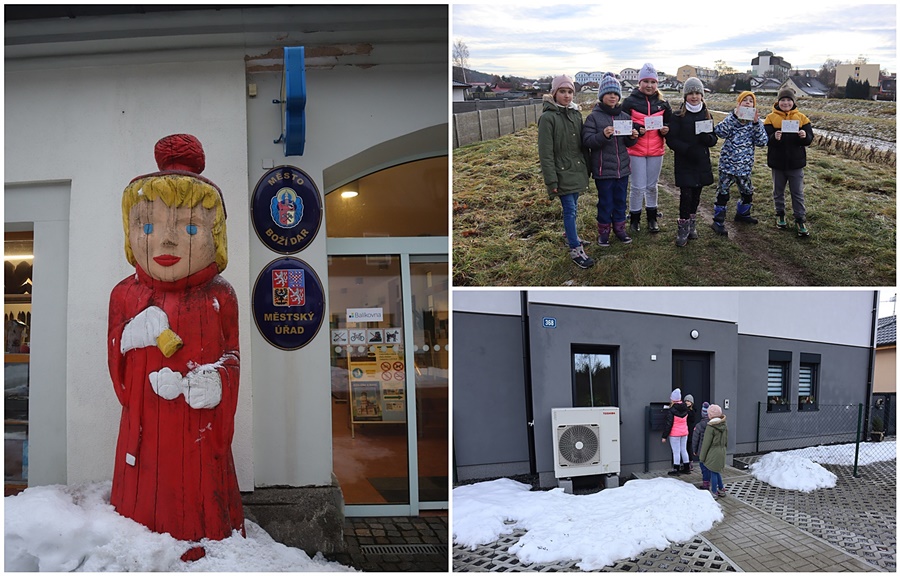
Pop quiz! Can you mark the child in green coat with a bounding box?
[538,74,594,269]
[699,403,728,498]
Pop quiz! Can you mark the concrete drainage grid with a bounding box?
[732,457,896,572]
[452,529,739,572]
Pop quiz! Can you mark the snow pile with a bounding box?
[782,440,896,466]
[4,482,354,572]
[749,452,837,492]
[748,441,895,492]
[453,477,722,570]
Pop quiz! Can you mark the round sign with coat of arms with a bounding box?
[251,166,322,254]
[252,257,325,350]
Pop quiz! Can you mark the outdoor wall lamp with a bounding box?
[690,329,700,339]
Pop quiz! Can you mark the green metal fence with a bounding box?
[749,403,896,477]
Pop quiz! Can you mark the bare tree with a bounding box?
[817,57,844,87]
[714,59,736,75]
[453,39,470,83]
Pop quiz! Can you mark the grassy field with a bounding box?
[452,95,896,287]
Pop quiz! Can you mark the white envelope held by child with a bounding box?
[736,106,756,121]
[643,116,664,131]
[614,120,633,136]
[781,120,800,133]
[695,120,713,134]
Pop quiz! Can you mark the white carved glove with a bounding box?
[183,368,223,410]
[149,367,185,401]
[121,306,170,354]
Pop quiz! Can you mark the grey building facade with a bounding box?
[454,291,878,488]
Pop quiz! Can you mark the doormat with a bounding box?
[368,476,448,503]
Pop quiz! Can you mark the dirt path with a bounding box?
[657,180,813,286]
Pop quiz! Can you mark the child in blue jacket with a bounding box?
[712,91,768,236]
[582,73,639,247]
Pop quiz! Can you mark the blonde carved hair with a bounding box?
[121,174,228,272]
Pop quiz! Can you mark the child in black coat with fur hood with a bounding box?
[665,77,718,247]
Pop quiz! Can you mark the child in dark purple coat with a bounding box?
[582,73,639,247]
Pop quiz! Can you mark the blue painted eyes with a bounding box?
[141,223,199,235]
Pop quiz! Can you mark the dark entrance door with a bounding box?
[672,351,711,455]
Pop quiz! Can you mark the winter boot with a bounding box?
[597,222,611,247]
[646,207,660,233]
[667,466,681,476]
[775,213,787,229]
[675,218,690,247]
[796,220,810,237]
[569,245,595,269]
[702,480,710,490]
[711,205,728,236]
[612,221,633,244]
[734,200,758,224]
[679,463,691,475]
[629,210,642,232]
[688,214,699,240]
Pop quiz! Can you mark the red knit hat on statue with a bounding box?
[130,134,226,217]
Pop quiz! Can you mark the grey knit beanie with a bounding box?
[683,77,704,96]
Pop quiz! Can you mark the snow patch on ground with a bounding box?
[453,477,723,570]
[749,452,837,492]
[748,441,895,492]
[4,481,354,572]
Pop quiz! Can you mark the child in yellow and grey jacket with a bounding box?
[764,88,814,237]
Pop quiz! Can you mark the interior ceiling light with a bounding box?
[341,191,359,198]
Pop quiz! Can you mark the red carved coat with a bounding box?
[108,263,244,542]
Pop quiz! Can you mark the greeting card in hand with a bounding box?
[695,120,713,134]
[614,120,634,136]
[781,120,800,133]
[736,106,756,121]
[643,116,664,131]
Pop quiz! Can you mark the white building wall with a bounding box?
[245,62,448,488]
[5,56,255,490]
[737,291,874,347]
[453,290,522,316]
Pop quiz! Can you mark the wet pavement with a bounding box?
[453,460,895,572]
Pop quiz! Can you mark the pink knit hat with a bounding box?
[707,404,723,419]
[551,74,575,96]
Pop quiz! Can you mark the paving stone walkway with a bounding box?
[327,513,449,572]
[452,461,895,572]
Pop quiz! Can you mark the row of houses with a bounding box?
[453,74,830,103]
[454,71,892,103]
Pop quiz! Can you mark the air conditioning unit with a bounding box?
[552,407,620,479]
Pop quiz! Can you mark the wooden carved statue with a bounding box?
[107,134,244,561]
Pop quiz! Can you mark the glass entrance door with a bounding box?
[410,260,448,507]
[328,252,449,513]
[323,145,448,514]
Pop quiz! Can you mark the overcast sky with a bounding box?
[452,1,896,80]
